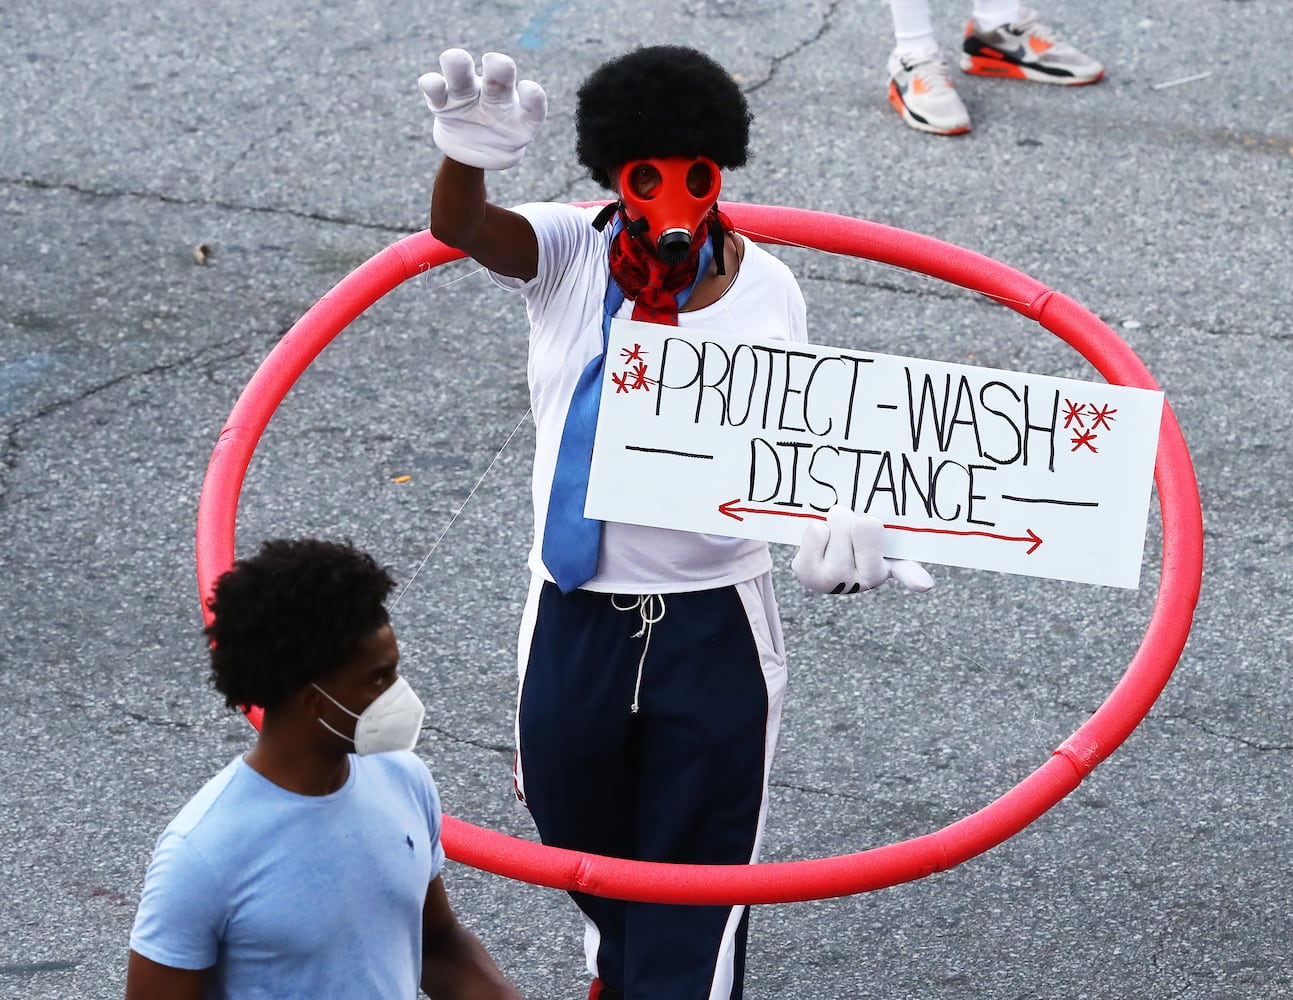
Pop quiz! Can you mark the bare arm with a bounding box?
[419,875,523,999]
[430,157,538,282]
[125,950,209,1000]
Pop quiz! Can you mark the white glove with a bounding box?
[418,48,547,170]
[792,505,934,595]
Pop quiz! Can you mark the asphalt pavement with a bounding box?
[2,1,1290,997]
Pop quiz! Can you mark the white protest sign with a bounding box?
[584,318,1164,588]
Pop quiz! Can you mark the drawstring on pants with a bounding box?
[611,594,666,714]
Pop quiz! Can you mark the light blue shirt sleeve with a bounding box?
[129,829,224,970]
[408,753,446,883]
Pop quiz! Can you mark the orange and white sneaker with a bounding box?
[961,7,1104,85]
[887,47,972,135]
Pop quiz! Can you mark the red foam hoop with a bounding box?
[196,204,1203,904]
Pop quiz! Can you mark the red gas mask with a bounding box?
[617,156,722,266]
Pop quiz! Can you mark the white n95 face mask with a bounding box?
[313,676,425,755]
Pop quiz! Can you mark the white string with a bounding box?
[389,259,534,610]
[611,595,667,713]
[390,406,532,609]
[419,262,489,290]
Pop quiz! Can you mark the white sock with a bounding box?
[888,0,938,54]
[971,0,1022,31]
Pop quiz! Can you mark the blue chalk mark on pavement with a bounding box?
[0,354,56,416]
[519,0,570,50]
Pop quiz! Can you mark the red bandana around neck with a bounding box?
[606,209,732,325]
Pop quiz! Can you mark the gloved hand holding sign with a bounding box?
[792,505,934,595]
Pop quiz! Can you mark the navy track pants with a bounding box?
[515,573,787,1000]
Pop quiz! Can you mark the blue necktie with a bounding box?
[541,230,713,593]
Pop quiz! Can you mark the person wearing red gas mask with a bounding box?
[421,45,931,1000]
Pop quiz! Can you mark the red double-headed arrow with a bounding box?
[716,499,1043,554]
[718,499,826,523]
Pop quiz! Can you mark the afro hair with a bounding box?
[205,538,396,712]
[576,45,752,190]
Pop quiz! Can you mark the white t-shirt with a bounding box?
[492,202,809,593]
[129,752,444,999]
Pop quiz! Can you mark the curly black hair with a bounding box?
[576,45,752,189]
[205,538,396,712]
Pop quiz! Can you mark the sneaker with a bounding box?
[886,47,972,135]
[961,7,1104,85]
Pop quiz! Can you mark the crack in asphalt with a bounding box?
[540,170,598,208]
[769,778,864,801]
[118,707,196,731]
[0,334,262,512]
[803,269,1288,347]
[1053,697,1292,754]
[0,429,16,506]
[804,269,989,304]
[1056,700,1293,754]
[422,723,513,756]
[741,0,843,94]
[0,961,80,979]
[1,175,412,236]
[1167,712,1293,752]
[759,705,1291,812]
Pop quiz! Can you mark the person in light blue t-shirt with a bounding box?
[126,538,521,1000]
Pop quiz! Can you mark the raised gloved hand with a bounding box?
[418,48,547,170]
[792,505,934,595]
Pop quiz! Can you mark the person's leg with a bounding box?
[619,577,788,999]
[961,4,1104,84]
[888,0,938,54]
[516,578,639,993]
[885,0,972,134]
[969,0,1020,31]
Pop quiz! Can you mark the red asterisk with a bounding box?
[620,343,647,365]
[1070,429,1099,453]
[1089,403,1117,430]
[629,362,652,390]
[612,363,653,394]
[1063,398,1086,429]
